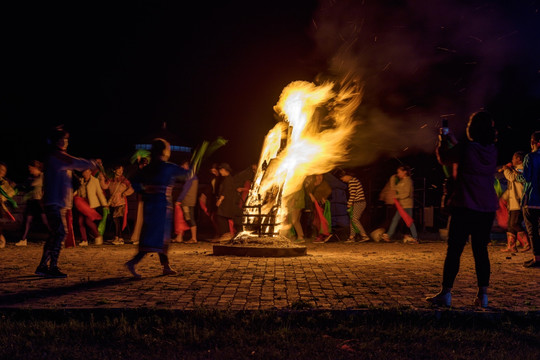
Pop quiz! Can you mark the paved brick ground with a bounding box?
[0,239,538,312]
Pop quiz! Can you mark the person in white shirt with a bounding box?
[75,169,108,246]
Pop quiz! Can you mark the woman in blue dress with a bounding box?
[125,138,188,278]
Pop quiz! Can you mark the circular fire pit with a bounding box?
[212,235,307,257]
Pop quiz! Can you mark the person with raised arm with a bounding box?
[125,138,189,278]
[35,126,97,278]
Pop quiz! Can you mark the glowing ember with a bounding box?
[240,79,363,239]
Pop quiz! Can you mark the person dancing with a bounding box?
[125,138,188,278]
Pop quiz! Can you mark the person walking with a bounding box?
[381,166,418,243]
[427,111,498,307]
[337,170,370,243]
[125,138,188,278]
[35,126,96,278]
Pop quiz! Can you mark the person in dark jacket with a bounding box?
[519,131,540,268]
[427,111,498,308]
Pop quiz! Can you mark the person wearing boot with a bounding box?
[428,111,498,308]
[501,151,530,253]
[519,131,540,268]
[35,126,97,278]
[125,138,188,278]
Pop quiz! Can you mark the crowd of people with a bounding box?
[0,112,538,309]
[426,111,540,309]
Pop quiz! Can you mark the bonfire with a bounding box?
[227,79,363,248]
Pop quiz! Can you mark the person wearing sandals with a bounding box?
[428,111,498,308]
[337,170,370,243]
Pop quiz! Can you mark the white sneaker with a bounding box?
[79,241,88,247]
[112,237,124,245]
[94,236,103,245]
[15,239,27,246]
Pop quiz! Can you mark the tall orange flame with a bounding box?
[243,80,363,236]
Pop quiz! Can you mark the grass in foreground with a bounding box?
[0,308,539,360]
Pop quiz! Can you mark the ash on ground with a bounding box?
[223,234,304,248]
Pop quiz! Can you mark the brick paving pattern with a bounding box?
[0,240,538,312]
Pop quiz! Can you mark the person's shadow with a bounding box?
[0,276,136,306]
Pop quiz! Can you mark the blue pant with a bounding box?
[387,208,417,239]
[39,205,68,268]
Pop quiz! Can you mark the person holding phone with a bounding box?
[428,111,498,308]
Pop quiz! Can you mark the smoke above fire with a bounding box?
[308,0,539,166]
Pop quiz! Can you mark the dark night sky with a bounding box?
[2,0,540,184]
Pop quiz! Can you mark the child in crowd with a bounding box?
[500,151,530,252]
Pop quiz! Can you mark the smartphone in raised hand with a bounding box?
[442,119,449,135]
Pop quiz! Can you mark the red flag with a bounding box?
[3,207,16,222]
[313,201,329,235]
[496,198,509,230]
[174,203,190,234]
[73,196,102,221]
[393,198,414,227]
[199,197,209,216]
[65,209,76,248]
[228,219,235,235]
[122,197,128,231]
